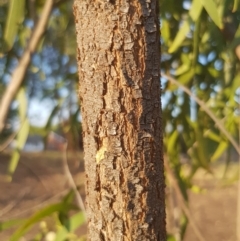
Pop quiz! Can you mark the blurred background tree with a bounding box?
[0,0,240,240]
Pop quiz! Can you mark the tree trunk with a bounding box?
[73,0,166,240]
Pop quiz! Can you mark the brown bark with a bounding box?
[73,0,166,240]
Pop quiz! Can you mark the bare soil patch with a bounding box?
[0,151,238,241]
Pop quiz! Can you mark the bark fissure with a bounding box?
[74,0,166,240]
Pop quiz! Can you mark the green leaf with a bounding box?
[7,118,30,179]
[233,0,239,12]
[161,19,170,44]
[62,189,75,204]
[177,69,195,85]
[7,150,20,180]
[67,211,85,232]
[55,212,85,241]
[168,19,190,53]
[17,118,30,150]
[167,234,177,241]
[189,0,203,21]
[16,87,27,121]
[167,0,203,53]
[191,124,210,170]
[211,141,228,162]
[208,66,219,78]
[2,0,25,52]
[0,219,24,231]
[229,74,240,106]
[167,130,179,154]
[201,31,210,44]
[201,0,223,29]
[204,130,221,143]
[10,202,78,241]
[175,64,190,76]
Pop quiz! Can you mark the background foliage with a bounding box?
[0,0,240,240]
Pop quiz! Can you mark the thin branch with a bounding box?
[161,73,240,156]
[19,159,50,192]
[0,131,17,152]
[62,141,86,216]
[164,157,206,241]
[1,189,69,220]
[0,0,54,133]
[0,118,27,152]
[0,188,31,217]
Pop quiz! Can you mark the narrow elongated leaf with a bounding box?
[7,116,29,179]
[229,74,240,106]
[192,124,210,170]
[7,150,20,180]
[55,212,85,241]
[62,189,75,204]
[233,0,239,12]
[178,69,195,85]
[201,0,223,29]
[204,130,221,143]
[7,119,30,178]
[189,0,203,21]
[161,19,170,44]
[10,202,78,241]
[168,20,190,53]
[3,0,25,52]
[211,141,228,162]
[175,64,190,76]
[16,119,29,150]
[168,0,203,53]
[0,219,24,231]
[167,130,179,154]
[16,87,27,121]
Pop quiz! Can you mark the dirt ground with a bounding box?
[0,151,238,241]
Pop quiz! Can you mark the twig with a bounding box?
[164,157,206,241]
[19,159,50,192]
[0,118,26,152]
[0,188,31,217]
[62,141,86,216]
[0,0,54,133]
[161,73,240,156]
[1,189,69,220]
[0,131,17,152]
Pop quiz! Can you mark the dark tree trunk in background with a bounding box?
[74,0,166,240]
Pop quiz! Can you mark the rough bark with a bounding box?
[73,0,166,240]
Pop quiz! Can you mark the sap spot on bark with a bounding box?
[96,146,107,163]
